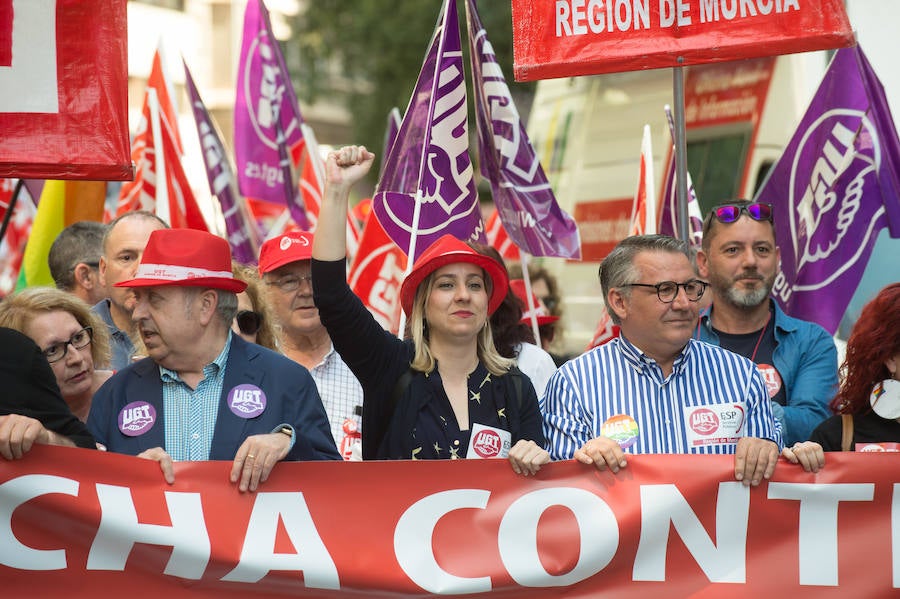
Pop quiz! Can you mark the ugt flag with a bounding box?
[184,61,260,265]
[659,106,704,249]
[466,0,580,260]
[373,0,484,261]
[235,0,317,231]
[758,45,900,334]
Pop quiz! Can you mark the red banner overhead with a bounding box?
[0,0,131,180]
[512,0,854,81]
[3,446,900,597]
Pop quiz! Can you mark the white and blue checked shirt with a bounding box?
[541,336,783,460]
[308,344,364,447]
[161,334,232,461]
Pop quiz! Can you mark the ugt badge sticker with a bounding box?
[684,403,746,448]
[601,414,639,449]
[118,401,156,437]
[228,384,267,418]
[467,423,512,459]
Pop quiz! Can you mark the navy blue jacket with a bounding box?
[87,335,340,461]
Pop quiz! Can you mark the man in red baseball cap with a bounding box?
[258,231,364,460]
[87,228,340,492]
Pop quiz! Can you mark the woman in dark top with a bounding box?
[784,283,900,471]
[311,145,549,475]
[0,327,96,458]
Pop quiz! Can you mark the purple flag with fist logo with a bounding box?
[466,0,580,260]
[756,45,900,334]
[234,0,308,230]
[184,61,260,265]
[373,0,484,261]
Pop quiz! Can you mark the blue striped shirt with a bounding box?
[161,334,232,461]
[540,336,782,460]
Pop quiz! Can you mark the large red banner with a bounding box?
[512,0,854,81]
[0,0,131,180]
[2,446,898,597]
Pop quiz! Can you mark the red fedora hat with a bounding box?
[399,234,508,317]
[510,279,560,326]
[115,229,247,293]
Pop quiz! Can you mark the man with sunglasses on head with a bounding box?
[542,235,783,486]
[696,200,837,446]
[259,231,364,460]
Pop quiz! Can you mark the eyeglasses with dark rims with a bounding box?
[619,280,708,303]
[41,326,93,363]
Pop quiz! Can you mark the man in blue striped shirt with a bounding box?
[541,235,783,486]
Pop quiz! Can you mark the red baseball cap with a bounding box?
[399,235,508,317]
[258,231,314,275]
[510,279,560,325]
[115,228,247,293]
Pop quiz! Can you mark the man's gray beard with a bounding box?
[724,283,771,309]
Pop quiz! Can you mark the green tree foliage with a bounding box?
[287,0,533,177]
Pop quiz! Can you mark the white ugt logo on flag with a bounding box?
[0,0,58,113]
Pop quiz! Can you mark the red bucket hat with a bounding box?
[510,279,560,326]
[115,228,247,293]
[399,235,508,317]
[258,231,314,275]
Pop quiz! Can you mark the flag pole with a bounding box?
[519,252,541,345]
[673,64,690,242]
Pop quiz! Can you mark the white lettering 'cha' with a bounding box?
[221,492,339,589]
[0,475,78,570]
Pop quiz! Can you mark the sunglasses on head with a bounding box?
[236,310,262,336]
[712,202,773,224]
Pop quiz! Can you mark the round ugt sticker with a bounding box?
[118,401,156,436]
[228,384,267,418]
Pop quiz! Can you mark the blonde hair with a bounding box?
[0,286,112,368]
[232,262,280,351]
[408,271,514,376]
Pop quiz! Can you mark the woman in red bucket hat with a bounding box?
[311,146,549,474]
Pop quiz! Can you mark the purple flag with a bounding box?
[466,0,580,259]
[658,106,703,248]
[757,45,900,334]
[381,107,402,174]
[373,0,483,261]
[183,61,260,265]
[234,0,308,230]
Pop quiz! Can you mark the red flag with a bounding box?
[586,307,620,350]
[0,180,36,296]
[485,209,521,261]
[116,49,207,231]
[348,212,407,335]
[630,124,656,236]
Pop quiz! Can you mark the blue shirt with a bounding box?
[161,334,231,461]
[92,299,135,371]
[697,300,837,445]
[541,336,782,460]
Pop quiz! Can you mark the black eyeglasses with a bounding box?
[620,280,708,303]
[711,202,773,224]
[235,310,263,335]
[266,274,312,293]
[42,327,93,363]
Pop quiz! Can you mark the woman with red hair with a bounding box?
[784,283,900,471]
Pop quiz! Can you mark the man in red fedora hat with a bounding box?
[259,231,364,460]
[88,229,341,492]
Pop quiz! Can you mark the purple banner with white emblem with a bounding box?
[184,61,260,265]
[234,0,308,229]
[466,0,580,260]
[756,45,900,334]
[373,0,484,261]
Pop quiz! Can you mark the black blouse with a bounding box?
[312,258,545,460]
